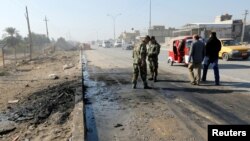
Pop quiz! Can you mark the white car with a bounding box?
[114,41,122,47]
[102,41,112,48]
[122,42,133,50]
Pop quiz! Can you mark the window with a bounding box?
[221,40,241,46]
[186,40,193,48]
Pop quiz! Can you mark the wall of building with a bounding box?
[119,30,140,43]
[148,26,175,43]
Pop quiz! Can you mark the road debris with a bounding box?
[0,121,16,135]
[8,100,19,104]
[48,74,59,80]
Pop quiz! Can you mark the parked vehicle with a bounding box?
[219,38,250,61]
[167,36,193,66]
[98,42,102,47]
[114,41,122,47]
[102,41,112,48]
[122,42,133,50]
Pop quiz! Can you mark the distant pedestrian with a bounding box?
[147,36,161,82]
[132,35,151,89]
[188,34,205,85]
[202,32,221,85]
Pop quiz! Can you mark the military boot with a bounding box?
[132,83,137,89]
[148,72,154,80]
[144,83,152,89]
[154,72,158,82]
[148,74,154,81]
[154,76,157,82]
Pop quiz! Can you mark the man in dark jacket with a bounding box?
[202,32,221,85]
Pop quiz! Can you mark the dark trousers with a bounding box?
[202,58,220,84]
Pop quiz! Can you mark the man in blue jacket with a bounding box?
[188,34,205,85]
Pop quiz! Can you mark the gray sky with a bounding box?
[0,0,249,42]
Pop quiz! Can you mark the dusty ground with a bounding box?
[0,50,82,141]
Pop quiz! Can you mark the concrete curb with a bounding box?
[71,48,86,141]
[71,87,85,141]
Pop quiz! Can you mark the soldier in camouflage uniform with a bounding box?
[147,36,161,82]
[132,36,151,89]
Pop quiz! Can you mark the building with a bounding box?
[119,30,140,43]
[148,26,175,43]
[173,23,232,39]
[232,20,243,41]
[173,14,243,40]
[243,23,250,42]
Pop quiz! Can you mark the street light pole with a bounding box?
[107,13,122,41]
[149,0,151,29]
[241,10,248,42]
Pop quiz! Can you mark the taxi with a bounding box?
[219,38,250,61]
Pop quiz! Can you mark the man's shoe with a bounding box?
[132,84,136,89]
[215,83,220,86]
[148,77,153,81]
[144,86,152,89]
[190,82,196,85]
[154,77,157,82]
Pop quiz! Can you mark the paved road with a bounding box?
[83,46,250,141]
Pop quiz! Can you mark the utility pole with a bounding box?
[107,13,122,41]
[25,6,32,60]
[241,10,248,42]
[44,16,49,38]
[149,0,151,30]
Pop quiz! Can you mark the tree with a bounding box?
[55,37,76,51]
[5,27,16,37]
[3,27,21,66]
[24,32,50,47]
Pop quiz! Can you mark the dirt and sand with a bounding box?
[0,50,82,141]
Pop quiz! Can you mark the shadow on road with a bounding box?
[157,79,189,83]
[199,80,250,89]
[219,64,250,69]
[183,93,250,124]
[160,87,248,95]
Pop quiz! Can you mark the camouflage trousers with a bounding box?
[132,63,147,86]
[148,59,158,78]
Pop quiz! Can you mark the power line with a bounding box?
[149,0,151,30]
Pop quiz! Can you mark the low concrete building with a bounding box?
[243,23,250,42]
[173,14,243,40]
[173,23,232,39]
[119,30,140,43]
[148,26,175,43]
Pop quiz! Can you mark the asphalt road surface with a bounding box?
[83,46,250,141]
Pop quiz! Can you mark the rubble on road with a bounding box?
[63,63,75,70]
[48,74,59,80]
[0,121,16,135]
[8,100,19,104]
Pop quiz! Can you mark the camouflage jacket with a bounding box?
[147,42,161,60]
[132,42,147,64]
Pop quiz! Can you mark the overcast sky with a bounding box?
[0,0,249,42]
